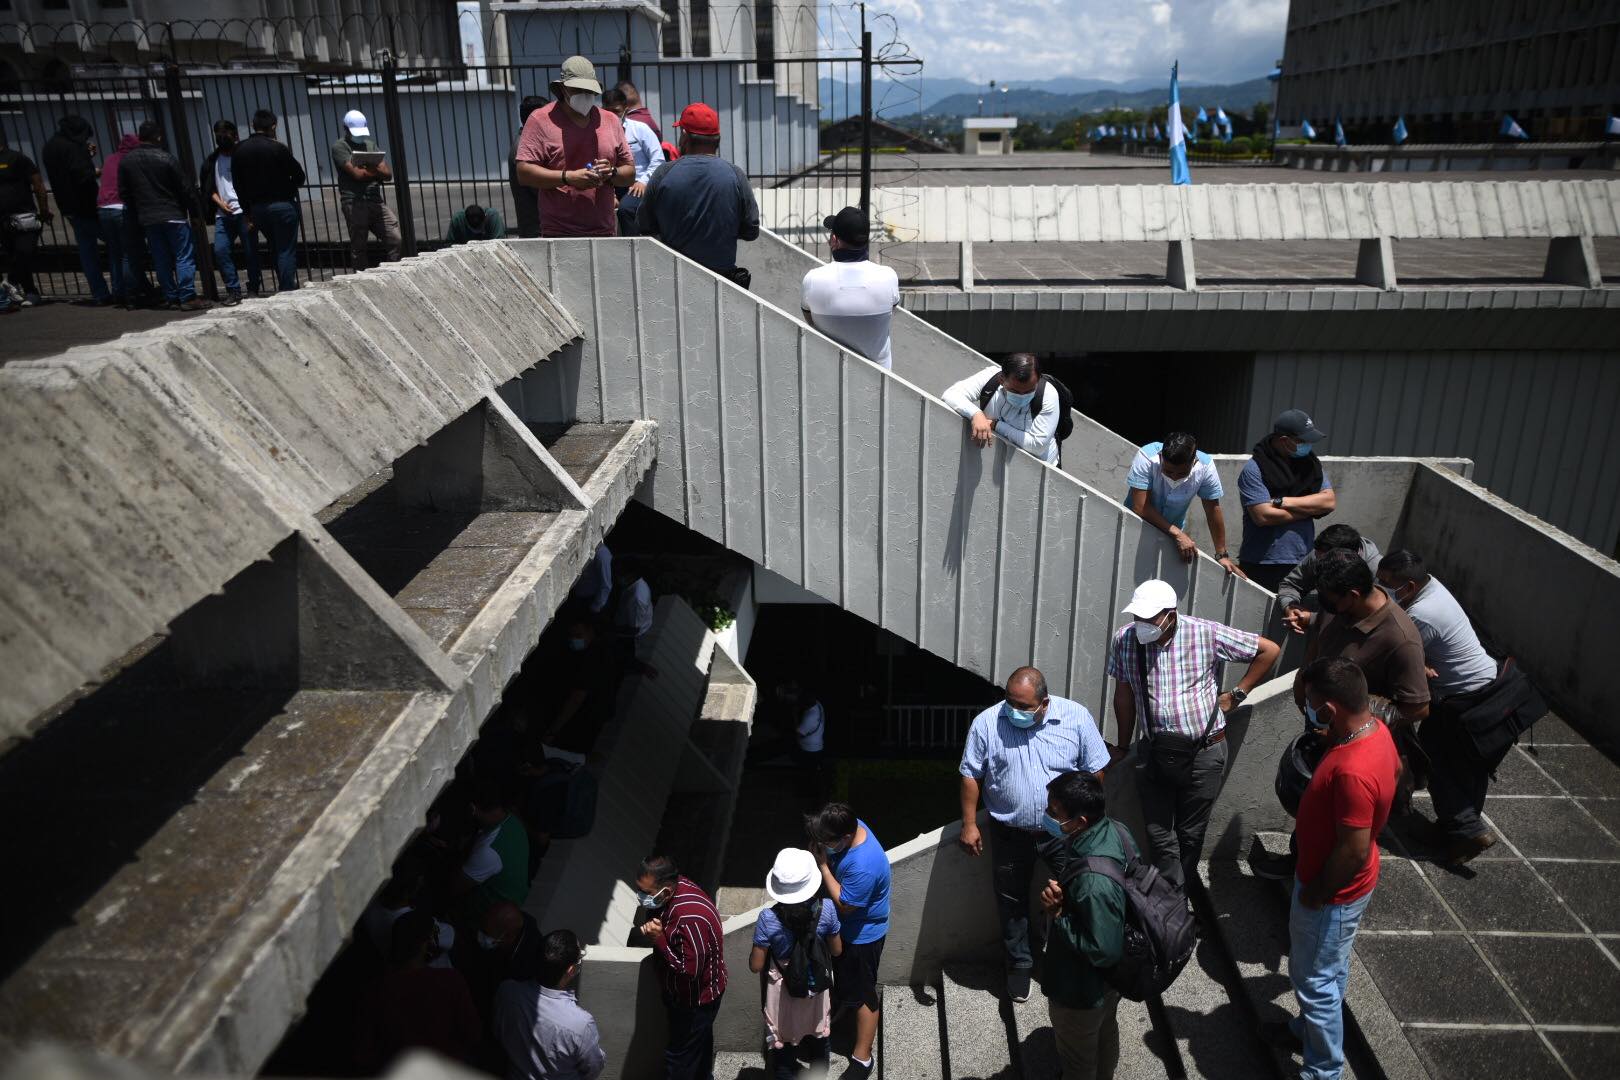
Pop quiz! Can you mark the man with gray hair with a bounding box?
[959,666,1111,1002]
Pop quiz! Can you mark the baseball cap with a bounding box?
[673,103,720,138]
[824,206,870,247]
[1272,408,1327,443]
[342,109,369,137]
[1122,579,1179,620]
[555,55,603,95]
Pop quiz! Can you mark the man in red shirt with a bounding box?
[634,853,728,1079]
[1264,657,1398,1080]
[514,55,634,237]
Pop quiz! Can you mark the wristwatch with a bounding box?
[1271,495,1286,509]
[1229,687,1248,704]
[1214,550,1231,560]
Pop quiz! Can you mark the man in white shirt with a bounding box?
[570,542,613,614]
[603,87,665,236]
[613,560,654,650]
[800,206,901,369]
[942,353,1061,465]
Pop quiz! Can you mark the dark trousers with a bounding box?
[1421,710,1509,840]
[251,200,301,291]
[772,1035,828,1079]
[990,818,1044,969]
[1135,739,1229,887]
[97,207,135,300]
[145,221,196,303]
[0,223,39,295]
[616,191,643,236]
[69,213,109,300]
[665,996,722,1080]
[1241,561,1293,593]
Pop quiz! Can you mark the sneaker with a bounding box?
[22,292,41,307]
[223,291,242,307]
[1006,968,1032,1003]
[1445,833,1497,866]
[1258,1020,1304,1053]
[1249,849,1297,882]
[842,1056,874,1079]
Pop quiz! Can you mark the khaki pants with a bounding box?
[345,200,400,269]
[1049,991,1120,1080]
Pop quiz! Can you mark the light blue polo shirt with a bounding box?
[1122,442,1224,530]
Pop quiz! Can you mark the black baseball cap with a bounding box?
[1273,408,1327,443]
[824,206,869,247]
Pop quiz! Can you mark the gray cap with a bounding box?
[554,55,603,95]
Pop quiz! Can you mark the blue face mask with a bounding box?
[635,887,670,910]
[1041,812,1073,840]
[1291,441,1313,459]
[1002,389,1036,410]
[1002,703,1039,729]
[567,637,588,652]
[1305,703,1324,730]
[824,839,849,856]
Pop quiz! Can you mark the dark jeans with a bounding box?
[1136,739,1229,887]
[251,200,301,291]
[69,213,109,300]
[1421,709,1509,840]
[617,191,643,236]
[990,818,1044,970]
[1241,561,1294,593]
[0,222,40,295]
[145,221,196,303]
[665,996,722,1080]
[97,207,135,300]
[772,1035,828,1080]
[213,211,261,294]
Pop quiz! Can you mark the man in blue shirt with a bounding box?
[958,666,1111,1003]
[808,803,890,1079]
[637,102,760,287]
[1237,409,1338,592]
[1123,431,1243,577]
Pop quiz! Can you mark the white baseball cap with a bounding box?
[342,109,370,137]
[1122,579,1179,620]
[765,848,820,904]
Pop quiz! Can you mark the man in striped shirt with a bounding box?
[1109,579,1280,888]
[634,854,727,1078]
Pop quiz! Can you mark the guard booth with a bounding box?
[962,116,1017,155]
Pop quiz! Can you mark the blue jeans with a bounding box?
[1289,882,1372,1080]
[145,221,197,303]
[250,200,300,291]
[213,211,261,295]
[69,214,109,300]
[97,207,135,300]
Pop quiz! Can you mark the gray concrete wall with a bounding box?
[506,237,1275,719]
[1395,464,1620,741]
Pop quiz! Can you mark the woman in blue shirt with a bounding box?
[750,848,843,1079]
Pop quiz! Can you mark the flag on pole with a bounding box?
[1500,114,1529,140]
[1607,116,1620,136]
[1168,62,1191,186]
[1393,116,1408,144]
[1196,106,1208,124]
[1215,106,1230,129]
[1154,123,1164,141]
[1301,118,1317,140]
[1334,118,1346,146]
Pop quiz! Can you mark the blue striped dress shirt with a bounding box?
[959,696,1111,829]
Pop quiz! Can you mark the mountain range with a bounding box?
[821,75,1273,123]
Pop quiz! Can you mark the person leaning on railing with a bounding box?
[230,109,306,293]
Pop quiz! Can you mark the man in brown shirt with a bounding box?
[1295,552,1429,724]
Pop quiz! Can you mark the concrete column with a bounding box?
[1544,235,1602,288]
[960,237,975,291]
[392,395,588,513]
[1355,236,1398,290]
[1166,237,1197,290]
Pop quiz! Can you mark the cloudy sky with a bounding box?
[860,0,1288,86]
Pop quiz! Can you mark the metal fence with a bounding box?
[1,7,921,300]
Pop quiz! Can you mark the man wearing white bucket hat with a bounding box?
[749,848,844,1080]
[331,108,401,269]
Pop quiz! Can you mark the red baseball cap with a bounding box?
[673,103,720,137]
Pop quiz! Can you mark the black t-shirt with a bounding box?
[0,149,39,216]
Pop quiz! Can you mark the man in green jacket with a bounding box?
[1039,770,1126,1080]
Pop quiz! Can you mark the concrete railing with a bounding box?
[760,179,1620,290]
[504,237,1274,718]
[1273,141,1620,174]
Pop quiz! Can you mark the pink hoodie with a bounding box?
[98,133,141,208]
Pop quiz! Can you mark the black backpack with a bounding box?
[977,372,1076,446]
[1057,821,1197,1002]
[783,925,836,998]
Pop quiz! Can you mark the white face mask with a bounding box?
[568,91,599,116]
[1134,612,1171,644]
[1002,389,1036,410]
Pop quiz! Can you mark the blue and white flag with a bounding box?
[1300,118,1317,140]
[1154,123,1164,141]
[1608,116,1620,136]
[1215,106,1230,129]
[1393,116,1408,144]
[1168,62,1191,186]
[1334,118,1346,146]
[1196,106,1208,124]
[1500,114,1529,140]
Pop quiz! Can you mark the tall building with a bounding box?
[1276,0,1620,141]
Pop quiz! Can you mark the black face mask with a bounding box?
[216,135,237,150]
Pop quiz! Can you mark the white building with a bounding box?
[961,116,1016,155]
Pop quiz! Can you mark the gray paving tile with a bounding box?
[1355,936,1521,1023]
[1405,1028,1564,1080]
[1544,1030,1620,1080]
[1576,798,1620,840]
[1521,745,1620,798]
[1426,859,1583,933]
[1477,935,1620,1025]
[1488,748,1564,795]
[1361,858,1455,931]
[1524,714,1589,745]
[1537,860,1620,932]
[1485,798,1620,860]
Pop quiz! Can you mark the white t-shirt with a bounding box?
[214,154,240,214]
[941,364,1062,464]
[795,702,826,753]
[570,542,613,613]
[615,577,653,639]
[801,257,901,369]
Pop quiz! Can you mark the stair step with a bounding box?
[939,965,1016,1080]
[1007,992,1168,1080]
[882,982,946,1080]
[711,1050,769,1080]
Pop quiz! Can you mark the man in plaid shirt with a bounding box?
[1108,579,1280,887]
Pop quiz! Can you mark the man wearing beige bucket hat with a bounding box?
[514,55,634,238]
[749,848,843,1079]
